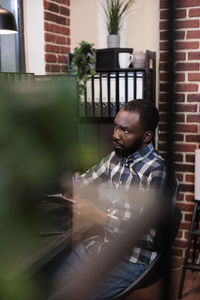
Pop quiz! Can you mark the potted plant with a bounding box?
[71,41,96,98]
[101,0,134,48]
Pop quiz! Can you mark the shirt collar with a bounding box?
[127,142,154,162]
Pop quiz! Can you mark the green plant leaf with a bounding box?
[101,0,134,35]
[72,41,96,98]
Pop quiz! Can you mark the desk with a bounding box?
[1,220,93,281]
[18,231,73,279]
[1,230,72,280]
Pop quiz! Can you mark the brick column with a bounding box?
[159,0,200,258]
[43,0,70,74]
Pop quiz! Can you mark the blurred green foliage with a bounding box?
[0,77,78,299]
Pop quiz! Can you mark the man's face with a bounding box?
[113,108,147,157]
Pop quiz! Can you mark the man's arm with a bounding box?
[73,197,107,227]
[75,152,114,186]
[72,153,114,228]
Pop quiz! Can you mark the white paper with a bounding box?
[195,149,200,201]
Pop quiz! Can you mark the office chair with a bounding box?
[110,204,181,300]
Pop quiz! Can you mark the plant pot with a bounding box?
[107,35,120,48]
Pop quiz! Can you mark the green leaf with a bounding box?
[100,0,134,35]
[72,41,96,99]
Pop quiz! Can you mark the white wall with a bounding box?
[71,0,98,51]
[127,0,159,52]
[71,0,159,52]
[23,0,45,75]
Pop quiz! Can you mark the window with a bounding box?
[0,0,25,72]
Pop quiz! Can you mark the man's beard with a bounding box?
[113,137,144,158]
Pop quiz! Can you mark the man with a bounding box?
[48,99,178,300]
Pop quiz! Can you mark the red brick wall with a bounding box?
[160,0,200,257]
[43,0,70,74]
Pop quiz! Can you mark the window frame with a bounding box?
[17,0,25,72]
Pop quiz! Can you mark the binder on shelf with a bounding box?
[79,95,86,118]
[94,75,101,118]
[86,102,93,118]
[102,75,109,117]
[119,73,125,103]
[136,73,143,99]
[78,50,156,119]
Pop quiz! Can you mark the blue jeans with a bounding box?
[47,243,148,300]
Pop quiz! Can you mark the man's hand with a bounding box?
[73,197,107,227]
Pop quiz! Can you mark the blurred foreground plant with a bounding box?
[0,77,78,299]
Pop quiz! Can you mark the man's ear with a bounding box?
[144,131,153,143]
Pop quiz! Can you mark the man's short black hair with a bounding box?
[123,99,159,133]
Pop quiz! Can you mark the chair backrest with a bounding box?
[110,204,181,300]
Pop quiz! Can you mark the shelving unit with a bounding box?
[79,50,156,122]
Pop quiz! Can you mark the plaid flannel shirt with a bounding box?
[76,142,178,265]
